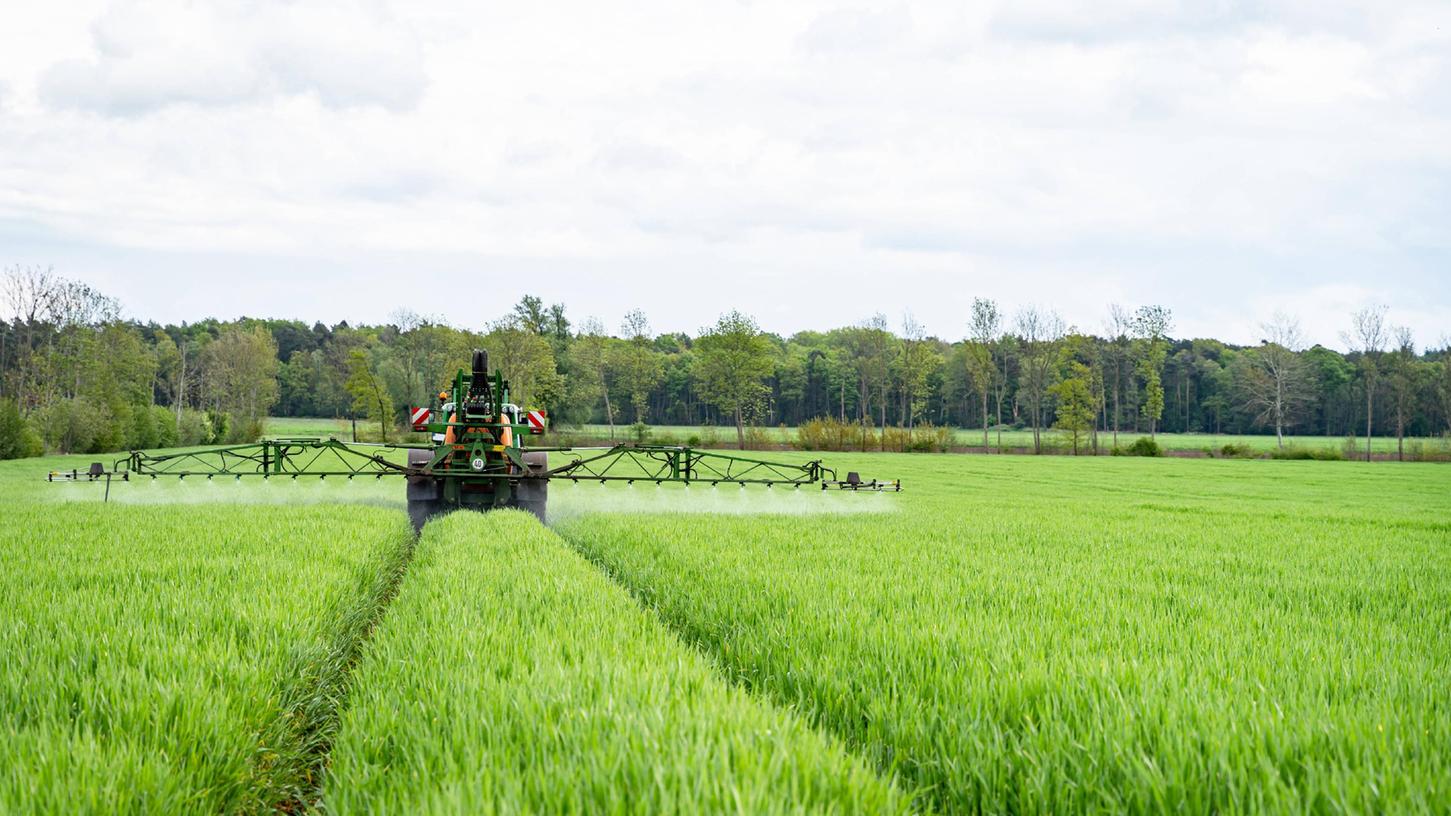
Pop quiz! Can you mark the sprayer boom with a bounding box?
[81,438,891,489]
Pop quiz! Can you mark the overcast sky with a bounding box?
[1,1,1448,349]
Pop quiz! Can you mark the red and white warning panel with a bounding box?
[526,409,547,434]
[410,406,432,431]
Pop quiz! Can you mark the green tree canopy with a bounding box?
[696,310,775,450]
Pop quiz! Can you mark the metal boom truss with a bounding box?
[113,438,410,479]
[545,445,831,485]
[96,439,888,490]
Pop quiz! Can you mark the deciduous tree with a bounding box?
[1016,306,1065,454]
[1304,345,1354,436]
[897,315,939,431]
[611,309,662,423]
[345,349,391,442]
[832,316,894,449]
[565,318,611,434]
[1385,327,1425,461]
[1240,312,1310,448]
[201,325,279,441]
[1053,367,1094,454]
[964,298,1000,449]
[0,397,41,458]
[484,321,564,411]
[1104,305,1135,445]
[1436,343,1451,435]
[1345,305,1389,461]
[696,311,775,449]
[1131,305,1172,438]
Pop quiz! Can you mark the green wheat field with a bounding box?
[2,449,1448,813]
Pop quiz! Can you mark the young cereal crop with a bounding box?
[558,454,1451,814]
[0,500,413,814]
[323,510,915,814]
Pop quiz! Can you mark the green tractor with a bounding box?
[404,349,550,531]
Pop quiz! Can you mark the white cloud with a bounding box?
[796,6,914,55]
[0,0,1447,348]
[37,0,425,115]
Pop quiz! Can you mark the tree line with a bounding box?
[3,264,1449,461]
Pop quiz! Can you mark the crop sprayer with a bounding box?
[50,350,900,530]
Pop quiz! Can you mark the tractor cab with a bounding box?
[431,402,520,444]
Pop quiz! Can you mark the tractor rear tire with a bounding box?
[513,451,549,523]
[406,448,444,534]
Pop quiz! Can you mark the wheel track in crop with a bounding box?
[551,522,939,813]
[246,522,418,814]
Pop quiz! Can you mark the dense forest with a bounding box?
[2,265,1449,460]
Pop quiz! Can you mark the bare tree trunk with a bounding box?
[1365,387,1373,462]
[1275,379,1284,448]
[880,388,887,452]
[175,345,189,424]
[996,390,1003,449]
[1112,374,1120,447]
[377,383,389,444]
[1397,414,1404,461]
[603,388,615,441]
[1114,389,1125,441]
[981,391,990,451]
